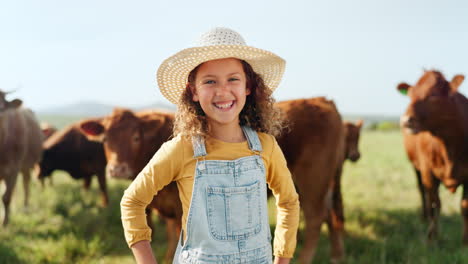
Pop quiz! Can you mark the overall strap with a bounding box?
[192,135,207,158]
[242,126,263,153]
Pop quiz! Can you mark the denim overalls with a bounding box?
[173,126,272,264]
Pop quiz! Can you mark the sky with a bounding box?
[1,0,467,116]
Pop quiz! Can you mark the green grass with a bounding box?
[1,131,467,263]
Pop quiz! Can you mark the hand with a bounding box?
[131,240,158,264]
[274,256,291,264]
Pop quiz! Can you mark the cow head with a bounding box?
[79,108,171,180]
[37,149,55,180]
[36,124,60,181]
[344,120,363,162]
[398,71,464,137]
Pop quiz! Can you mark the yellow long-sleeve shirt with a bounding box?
[120,132,300,258]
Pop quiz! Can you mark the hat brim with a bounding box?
[157,45,285,104]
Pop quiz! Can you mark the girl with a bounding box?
[121,27,300,264]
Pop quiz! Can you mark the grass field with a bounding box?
[1,130,467,264]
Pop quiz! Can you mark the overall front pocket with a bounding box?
[206,181,262,241]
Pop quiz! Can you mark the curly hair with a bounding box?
[173,59,286,139]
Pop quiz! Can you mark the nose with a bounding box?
[348,151,360,162]
[214,81,230,95]
[400,115,410,127]
[400,115,417,128]
[106,162,132,179]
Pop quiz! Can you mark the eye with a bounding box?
[228,77,240,82]
[204,80,215,84]
[133,134,140,142]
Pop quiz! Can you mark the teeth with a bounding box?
[215,102,233,109]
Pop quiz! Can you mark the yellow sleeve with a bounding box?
[120,137,183,247]
[265,136,300,258]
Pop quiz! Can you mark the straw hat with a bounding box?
[156,27,286,104]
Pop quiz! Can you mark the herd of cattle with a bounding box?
[0,70,467,263]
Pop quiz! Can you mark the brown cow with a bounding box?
[276,97,346,263]
[0,93,43,226]
[398,70,468,245]
[343,120,363,162]
[37,121,108,206]
[79,108,181,263]
[325,119,364,259]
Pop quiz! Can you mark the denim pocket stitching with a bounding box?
[206,181,262,241]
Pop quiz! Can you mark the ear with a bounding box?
[356,119,364,129]
[450,74,464,93]
[397,83,411,96]
[188,84,199,102]
[8,99,23,108]
[246,86,251,96]
[79,119,105,142]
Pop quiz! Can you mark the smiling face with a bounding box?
[191,58,251,133]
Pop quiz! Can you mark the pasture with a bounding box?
[1,129,467,263]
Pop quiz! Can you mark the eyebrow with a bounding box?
[198,72,242,79]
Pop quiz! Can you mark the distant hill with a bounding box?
[36,101,399,130]
[37,101,175,117]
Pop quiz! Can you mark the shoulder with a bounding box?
[155,135,194,161]
[257,132,277,156]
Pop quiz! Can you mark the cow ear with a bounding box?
[80,120,105,142]
[142,117,164,137]
[356,119,364,129]
[450,74,464,93]
[8,99,23,108]
[397,83,411,96]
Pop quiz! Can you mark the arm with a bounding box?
[265,136,300,259]
[121,138,183,261]
[131,240,158,264]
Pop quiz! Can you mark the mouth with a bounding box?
[107,171,135,180]
[213,100,235,110]
[400,115,422,134]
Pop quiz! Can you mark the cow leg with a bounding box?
[83,176,92,190]
[164,218,181,264]
[414,168,428,221]
[2,171,19,226]
[96,173,108,207]
[21,168,31,208]
[299,197,328,264]
[462,185,468,245]
[39,177,46,188]
[48,175,54,186]
[424,176,441,242]
[326,170,345,263]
